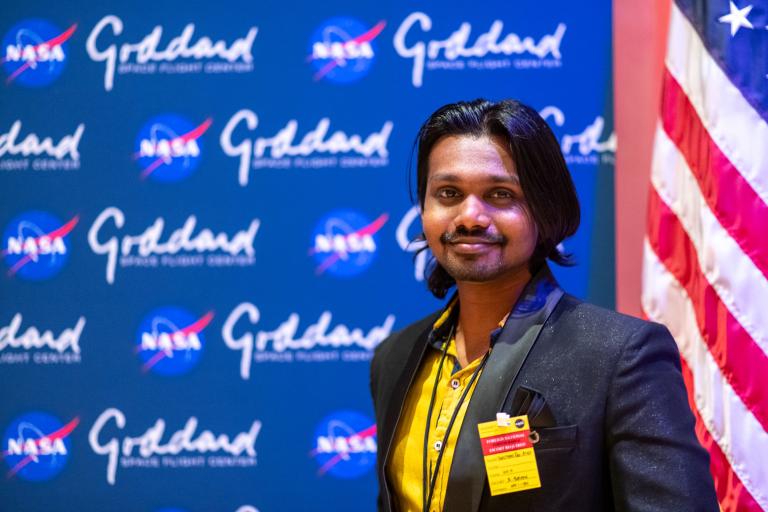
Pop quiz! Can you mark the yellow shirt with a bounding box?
[386,307,491,512]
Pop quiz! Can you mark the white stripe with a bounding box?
[652,124,768,359]
[666,3,768,207]
[642,240,768,510]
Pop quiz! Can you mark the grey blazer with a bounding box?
[370,274,718,511]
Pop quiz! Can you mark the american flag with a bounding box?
[642,0,768,510]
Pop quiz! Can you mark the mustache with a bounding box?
[440,228,506,244]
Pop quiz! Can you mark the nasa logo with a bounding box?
[1,19,76,87]
[311,209,388,278]
[2,411,79,481]
[2,211,78,281]
[312,410,376,479]
[308,17,386,83]
[135,306,213,376]
[135,114,212,182]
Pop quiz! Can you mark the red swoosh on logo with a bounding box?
[138,118,213,179]
[311,424,377,476]
[313,213,389,275]
[139,311,214,372]
[4,417,80,479]
[4,24,77,84]
[311,21,386,81]
[3,215,79,277]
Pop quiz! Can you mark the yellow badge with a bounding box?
[478,414,541,496]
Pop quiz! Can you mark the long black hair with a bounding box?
[413,99,580,298]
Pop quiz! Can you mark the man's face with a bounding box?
[421,134,538,284]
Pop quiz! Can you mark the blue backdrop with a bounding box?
[0,1,614,510]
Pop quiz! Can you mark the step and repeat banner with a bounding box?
[0,1,614,510]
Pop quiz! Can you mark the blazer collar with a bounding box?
[443,265,564,512]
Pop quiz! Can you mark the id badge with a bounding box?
[477,413,541,496]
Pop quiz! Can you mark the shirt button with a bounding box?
[450,379,460,389]
[433,440,443,451]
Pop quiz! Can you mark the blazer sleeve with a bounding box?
[605,321,719,511]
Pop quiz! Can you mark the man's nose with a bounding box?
[454,195,491,231]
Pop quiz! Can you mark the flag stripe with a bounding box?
[646,183,768,432]
[672,0,768,122]
[666,3,768,207]
[642,240,768,510]
[651,126,768,361]
[679,357,763,512]
[661,68,768,281]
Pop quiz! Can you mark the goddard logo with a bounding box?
[135,114,212,182]
[396,206,428,282]
[222,303,395,379]
[88,408,261,485]
[308,17,386,83]
[135,307,213,375]
[3,412,79,481]
[86,15,258,92]
[0,313,85,365]
[311,209,388,277]
[87,207,259,284]
[2,211,79,280]
[393,12,565,87]
[1,19,77,87]
[220,109,392,186]
[0,120,84,172]
[539,106,616,165]
[311,410,376,478]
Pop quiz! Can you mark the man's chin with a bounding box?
[442,264,503,283]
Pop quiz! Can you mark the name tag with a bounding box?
[478,414,541,496]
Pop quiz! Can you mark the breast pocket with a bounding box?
[532,424,578,451]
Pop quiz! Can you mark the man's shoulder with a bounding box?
[556,293,648,330]
[553,293,673,349]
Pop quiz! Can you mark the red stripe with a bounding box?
[352,21,387,44]
[646,186,768,432]
[37,24,78,51]
[179,311,215,336]
[661,68,768,280]
[678,356,762,512]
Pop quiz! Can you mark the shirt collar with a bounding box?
[426,264,559,351]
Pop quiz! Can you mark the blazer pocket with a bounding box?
[532,425,578,451]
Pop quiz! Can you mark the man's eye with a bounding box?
[437,188,460,198]
[490,189,514,199]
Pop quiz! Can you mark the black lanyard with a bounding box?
[422,325,490,512]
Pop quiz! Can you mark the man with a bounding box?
[370,99,718,511]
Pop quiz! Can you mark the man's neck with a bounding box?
[454,268,532,367]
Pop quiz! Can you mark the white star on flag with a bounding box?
[718,1,754,36]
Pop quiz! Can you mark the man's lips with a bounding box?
[446,237,501,254]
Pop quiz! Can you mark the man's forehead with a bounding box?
[426,134,519,184]
[428,172,520,185]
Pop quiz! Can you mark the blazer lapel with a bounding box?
[443,270,564,512]
[378,311,445,510]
